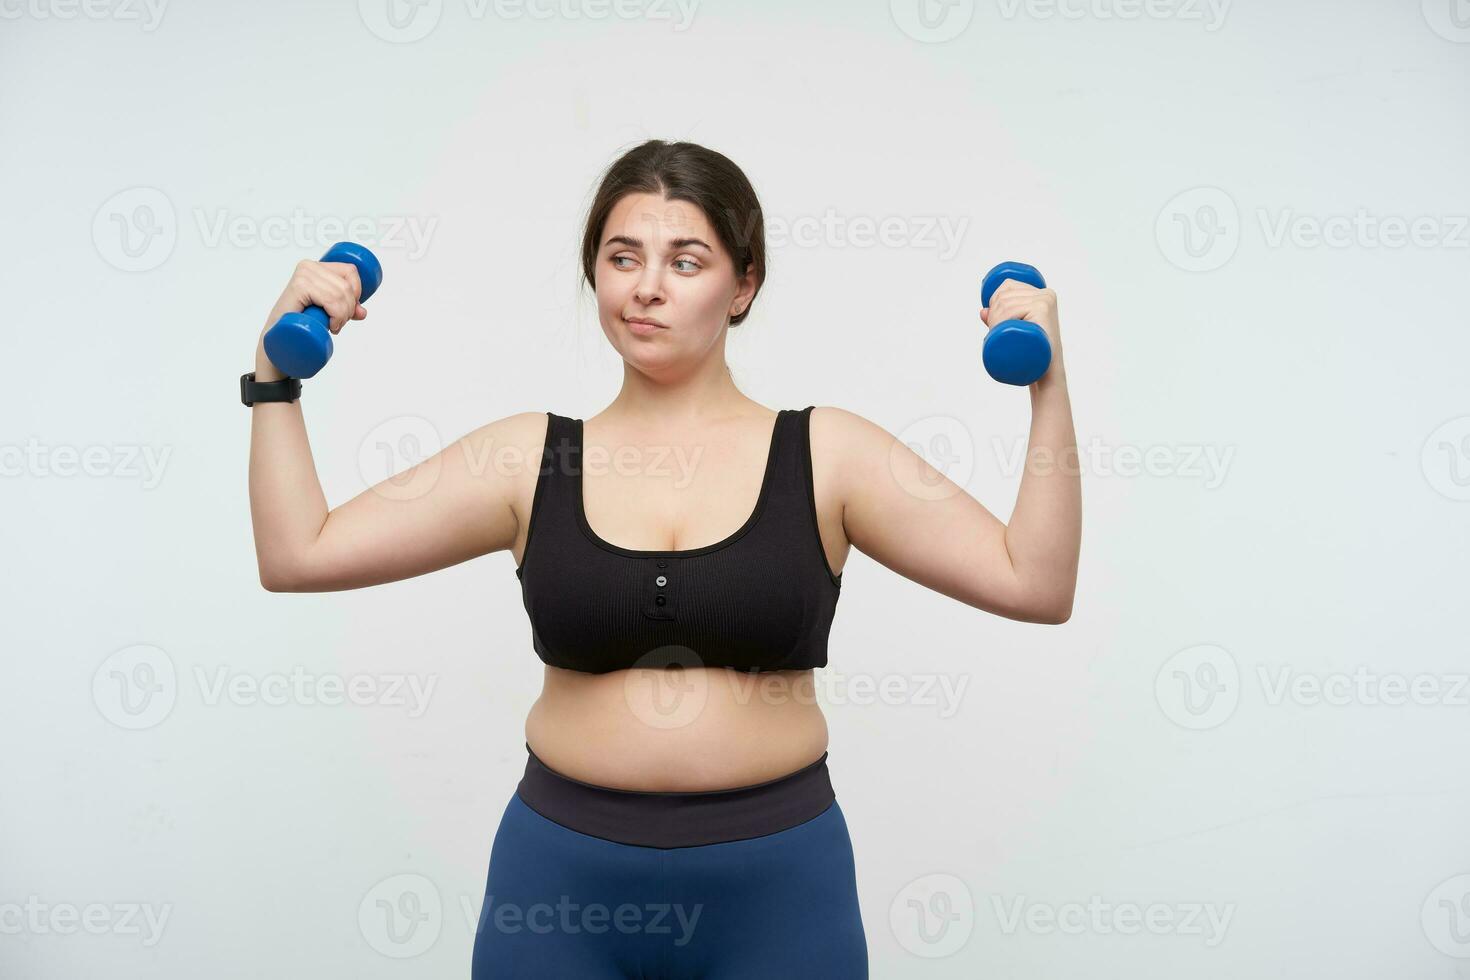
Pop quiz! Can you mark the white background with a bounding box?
[3,0,1469,976]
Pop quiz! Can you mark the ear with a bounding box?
[730,261,757,319]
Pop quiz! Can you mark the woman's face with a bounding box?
[593,192,755,374]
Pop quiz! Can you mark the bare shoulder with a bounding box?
[807,405,931,512]
[807,405,898,470]
[471,410,552,531]
[472,409,552,440]
[805,404,901,513]
[460,410,551,462]
[808,404,890,437]
[800,407,870,570]
[446,408,550,496]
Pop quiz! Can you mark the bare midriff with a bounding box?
[513,408,845,793]
[524,665,830,792]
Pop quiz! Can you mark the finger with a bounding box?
[992,278,1039,300]
[352,304,368,320]
[988,298,1015,324]
[309,268,357,331]
[320,261,364,303]
[990,300,1033,325]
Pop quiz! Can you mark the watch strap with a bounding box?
[241,371,301,407]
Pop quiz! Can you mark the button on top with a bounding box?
[643,556,675,620]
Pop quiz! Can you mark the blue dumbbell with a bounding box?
[263,242,383,379]
[980,260,1052,386]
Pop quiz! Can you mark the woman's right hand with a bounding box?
[254,259,370,379]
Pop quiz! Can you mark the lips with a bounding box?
[626,317,666,328]
[626,317,667,337]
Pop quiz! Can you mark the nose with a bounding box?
[634,265,665,306]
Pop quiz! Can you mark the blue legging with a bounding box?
[471,793,869,978]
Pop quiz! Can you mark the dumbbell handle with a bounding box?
[980,260,1052,386]
[263,242,383,379]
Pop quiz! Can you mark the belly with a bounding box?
[525,665,829,791]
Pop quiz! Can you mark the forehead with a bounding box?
[603,192,713,243]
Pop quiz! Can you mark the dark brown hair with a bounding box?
[580,140,766,327]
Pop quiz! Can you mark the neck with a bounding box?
[604,351,761,428]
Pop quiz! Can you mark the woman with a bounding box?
[246,139,1080,978]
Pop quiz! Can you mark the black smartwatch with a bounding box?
[240,371,301,407]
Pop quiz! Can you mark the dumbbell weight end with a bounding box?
[263,242,383,379]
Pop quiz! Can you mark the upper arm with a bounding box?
[818,406,1060,624]
[275,411,547,592]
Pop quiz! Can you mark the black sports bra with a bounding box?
[515,406,843,674]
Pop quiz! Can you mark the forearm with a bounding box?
[248,338,329,589]
[1004,356,1082,619]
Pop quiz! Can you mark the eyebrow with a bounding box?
[604,234,713,253]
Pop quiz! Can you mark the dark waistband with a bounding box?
[514,743,836,849]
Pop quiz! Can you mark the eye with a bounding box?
[673,258,700,272]
[610,255,635,269]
